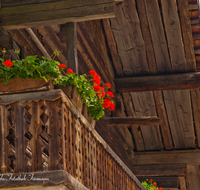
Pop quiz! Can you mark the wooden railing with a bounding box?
[0,89,145,190]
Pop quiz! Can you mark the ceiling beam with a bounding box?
[115,72,200,92]
[0,0,115,30]
[188,3,198,10]
[104,116,161,126]
[133,164,187,177]
[134,150,200,165]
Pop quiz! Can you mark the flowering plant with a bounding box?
[0,49,115,120]
[142,179,163,190]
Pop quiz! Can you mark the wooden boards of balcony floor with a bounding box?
[0,0,115,29]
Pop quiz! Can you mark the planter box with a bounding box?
[56,84,95,126]
[0,77,54,95]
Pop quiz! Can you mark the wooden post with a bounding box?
[66,22,78,74]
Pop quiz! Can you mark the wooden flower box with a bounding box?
[56,84,95,126]
[0,78,54,95]
[0,78,95,126]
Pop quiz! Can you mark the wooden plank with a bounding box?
[135,0,173,150]
[134,150,200,165]
[0,105,6,173]
[115,72,200,92]
[153,91,173,150]
[190,18,199,25]
[163,89,195,149]
[190,89,200,148]
[104,116,161,126]
[25,28,51,59]
[111,0,149,76]
[177,0,196,72]
[179,177,187,190]
[0,0,115,30]
[138,177,178,188]
[161,0,186,72]
[187,164,200,190]
[15,102,26,172]
[193,33,200,39]
[133,164,187,177]
[0,35,13,49]
[13,29,43,59]
[188,3,198,10]
[36,26,68,65]
[130,92,162,151]
[112,0,162,151]
[102,19,124,77]
[144,0,171,73]
[61,102,66,171]
[121,93,145,151]
[66,22,78,73]
[77,21,115,92]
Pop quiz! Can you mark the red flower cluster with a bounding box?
[58,64,66,70]
[105,83,111,88]
[149,179,162,190]
[67,68,73,73]
[89,70,115,111]
[3,60,13,67]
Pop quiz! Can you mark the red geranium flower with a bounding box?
[100,87,104,91]
[3,60,13,67]
[153,183,157,186]
[103,99,111,108]
[67,68,73,73]
[108,102,115,111]
[100,91,106,98]
[160,187,163,190]
[93,75,101,85]
[58,64,66,70]
[150,179,153,182]
[105,83,111,88]
[93,85,101,92]
[89,70,97,76]
[107,91,114,98]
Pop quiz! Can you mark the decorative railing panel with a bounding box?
[0,89,145,190]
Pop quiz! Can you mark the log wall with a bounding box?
[0,90,144,190]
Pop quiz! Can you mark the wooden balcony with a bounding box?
[0,89,144,190]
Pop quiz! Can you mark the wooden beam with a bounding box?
[104,116,161,126]
[25,28,51,58]
[0,0,115,30]
[193,33,200,39]
[191,18,199,25]
[133,164,187,177]
[188,3,198,10]
[179,177,187,190]
[187,164,200,190]
[115,72,200,92]
[134,150,200,165]
[66,22,78,74]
